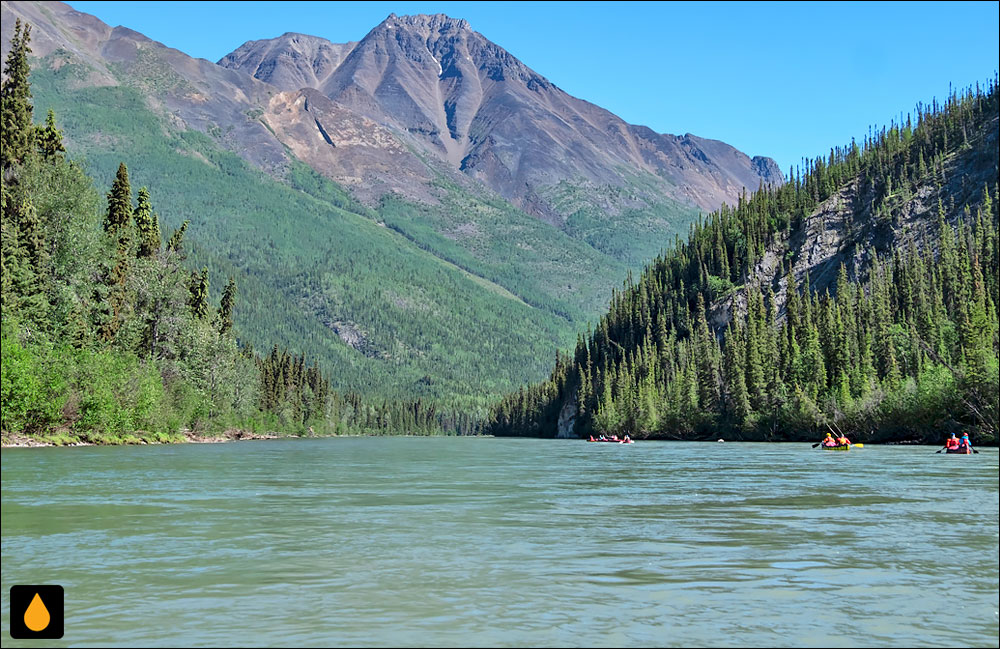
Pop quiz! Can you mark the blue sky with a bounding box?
[65,1,999,173]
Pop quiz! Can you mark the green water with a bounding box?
[2,439,998,647]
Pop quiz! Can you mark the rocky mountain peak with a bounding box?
[218,31,357,92]
[379,13,472,34]
[215,10,782,216]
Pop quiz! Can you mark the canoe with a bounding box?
[820,444,850,451]
[945,447,972,454]
[587,439,633,444]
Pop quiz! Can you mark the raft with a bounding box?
[945,447,972,454]
[820,444,851,451]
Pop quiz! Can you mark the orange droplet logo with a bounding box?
[24,592,51,632]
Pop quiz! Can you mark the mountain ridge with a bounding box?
[218,12,783,219]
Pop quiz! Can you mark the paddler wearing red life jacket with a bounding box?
[821,432,837,447]
[837,434,851,446]
[958,432,974,451]
[945,433,960,451]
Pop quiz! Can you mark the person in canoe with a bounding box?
[623,434,632,443]
[836,434,852,447]
[958,432,975,452]
[943,433,961,452]
[821,432,838,447]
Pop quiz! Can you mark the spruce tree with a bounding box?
[694,294,719,413]
[1,19,33,169]
[724,322,752,425]
[218,277,237,336]
[104,162,133,236]
[167,220,189,256]
[188,266,210,319]
[34,109,65,161]
[134,187,160,258]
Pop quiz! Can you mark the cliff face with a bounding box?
[710,109,999,331]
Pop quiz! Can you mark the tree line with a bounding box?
[487,78,999,444]
[1,20,471,442]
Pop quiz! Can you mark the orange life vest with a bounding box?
[946,438,960,449]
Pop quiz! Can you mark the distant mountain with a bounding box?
[221,13,782,221]
[221,32,358,94]
[2,1,782,406]
[1,0,289,170]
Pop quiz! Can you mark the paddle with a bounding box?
[813,422,838,448]
[820,422,856,448]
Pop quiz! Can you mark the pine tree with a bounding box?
[694,294,720,413]
[723,322,752,425]
[34,109,65,161]
[218,277,237,336]
[134,187,160,258]
[167,220,189,256]
[104,163,133,236]
[1,19,33,169]
[188,266,210,319]
[6,197,49,325]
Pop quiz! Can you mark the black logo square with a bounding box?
[9,585,64,639]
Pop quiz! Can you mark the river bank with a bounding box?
[1,428,282,448]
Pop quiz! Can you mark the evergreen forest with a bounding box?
[1,21,473,443]
[487,80,999,445]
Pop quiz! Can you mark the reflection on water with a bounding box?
[2,439,998,647]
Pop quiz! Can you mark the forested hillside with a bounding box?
[24,60,588,410]
[1,21,472,443]
[5,1,746,409]
[487,81,999,444]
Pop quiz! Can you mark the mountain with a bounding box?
[487,82,999,443]
[2,1,780,407]
[1,1,290,170]
[221,32,358,94]
[220,13,782,222]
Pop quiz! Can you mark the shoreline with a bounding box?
[3,431,993,449]
[1,429,283,448]
[1,430,486,448]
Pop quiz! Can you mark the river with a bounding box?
[2,438,998,647]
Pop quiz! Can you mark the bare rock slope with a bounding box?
[221,13,782,219]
